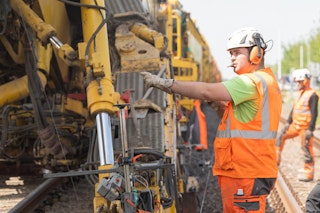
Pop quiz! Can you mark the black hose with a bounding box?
[0,105,23,157]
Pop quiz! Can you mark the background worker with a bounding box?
[141,27,282,212]
[276,68,319,182]
[184,99,223,212]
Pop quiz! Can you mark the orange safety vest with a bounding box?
[213,68,282,178]
[292,89,316,130]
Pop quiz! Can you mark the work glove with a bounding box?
[140,72,174,94]
[305,129,313,140]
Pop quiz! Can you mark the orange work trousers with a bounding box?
[276,125,314,178]
[218,176,275,213]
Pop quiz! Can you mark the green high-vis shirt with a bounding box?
[222,75,259,123]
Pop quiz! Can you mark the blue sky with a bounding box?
[178,0,320,79]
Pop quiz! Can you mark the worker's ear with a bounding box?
[249,46,264,65]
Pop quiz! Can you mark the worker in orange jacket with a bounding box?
[186,99,209,150]
[184,99,223,211]
[141,27,282,213]
[276,68,319,182]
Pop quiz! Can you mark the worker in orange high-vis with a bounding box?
[186,99,208,150]
[141,27,282,213]
[276,68,319,182]
[184,99,223,212]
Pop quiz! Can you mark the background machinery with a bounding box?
[0,0,221,212]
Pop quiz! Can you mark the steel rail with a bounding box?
[274,170,304,213]
[8,177,63,213]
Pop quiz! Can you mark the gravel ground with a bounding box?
[43,177,94,213]
[0,176,44,213]
[276,124,320,210]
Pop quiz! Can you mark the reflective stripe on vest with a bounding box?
[217,73,277,139]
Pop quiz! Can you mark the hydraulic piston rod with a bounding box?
[96,112,114,165]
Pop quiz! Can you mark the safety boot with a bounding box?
[298,165,314,182]
[298,177,313,182]
[298,174,313,182]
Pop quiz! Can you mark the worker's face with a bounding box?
[295,79,309,90]
[229,47,254,75]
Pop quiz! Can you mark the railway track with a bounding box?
[0,175,94,213]
[1,117,320,212]
[267,115,320,213]
[7,177,64,213]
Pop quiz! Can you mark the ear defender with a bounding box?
[249,32,266,65]
[249,46,264,65]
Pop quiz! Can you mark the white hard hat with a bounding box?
[292,68,311,81]
[227,27,267,50]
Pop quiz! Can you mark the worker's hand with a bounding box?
[140,72,174,94]
[305,129,313,140]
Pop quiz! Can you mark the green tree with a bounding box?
[280,26,320,75]
[281,42,308,75]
